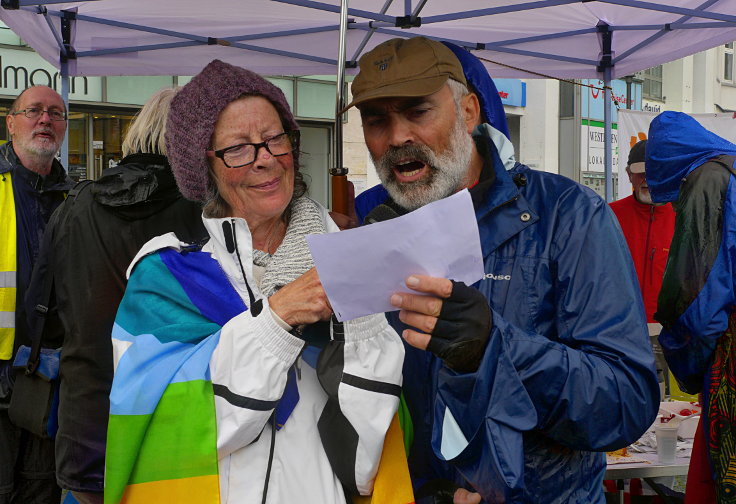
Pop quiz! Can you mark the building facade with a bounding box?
[5,17,736,205]
[560,43,736,200]
[0,25,340,208]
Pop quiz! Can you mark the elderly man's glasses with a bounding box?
[12,107,67,122]
[208,131,299,168]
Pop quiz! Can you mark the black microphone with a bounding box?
[363,204,400,225]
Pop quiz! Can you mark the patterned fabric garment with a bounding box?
[708,309,736,503]
[252,197,325,297]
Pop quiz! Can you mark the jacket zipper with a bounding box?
[643,206,654,286]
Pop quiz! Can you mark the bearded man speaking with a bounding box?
[348,37,659,504]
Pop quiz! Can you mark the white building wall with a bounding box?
[692,50,716,112]
[659,45,736,114]
[662,56,694,113]
[520,79,559,173]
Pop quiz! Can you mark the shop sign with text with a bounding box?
[580,119,619,173]
[0,50,102,101]
[581,79,642,122]
[495,79,526,107]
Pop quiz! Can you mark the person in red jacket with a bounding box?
[610,139,676,322]
[607,139,677,503]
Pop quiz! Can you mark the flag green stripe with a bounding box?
[107,380,218,491]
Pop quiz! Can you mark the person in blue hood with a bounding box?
[647,111,736,503]
[345,36,659,503]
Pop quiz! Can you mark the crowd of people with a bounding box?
[0,35,733,504]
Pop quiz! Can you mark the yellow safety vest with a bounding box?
[0,172,16,360]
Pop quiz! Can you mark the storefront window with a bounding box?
[638,66,663,101]
[725,42,734,83]
[0,105,8,143]
[67,112,88,182]
[92,113,134,179]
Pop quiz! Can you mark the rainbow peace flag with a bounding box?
[105,248,244,504]
[105,245,415,504]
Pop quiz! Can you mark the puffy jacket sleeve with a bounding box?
[655,160,735,393]
[316,315,404,495]
[430,189,660,498]
[213,306,404,494]
[209,299,305,458]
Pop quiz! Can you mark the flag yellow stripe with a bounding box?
[354,413,415,504]
[120,474,220,504]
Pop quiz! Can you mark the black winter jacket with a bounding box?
[26,153,205,492]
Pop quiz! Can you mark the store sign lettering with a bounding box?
[494,79,526,107]
[580,123,619,173]
[0,56,89,94]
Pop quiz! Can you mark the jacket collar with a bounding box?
[625,193,671,215]
[472,128,538,255]
[0,142,72,192]
[202,215,259,304]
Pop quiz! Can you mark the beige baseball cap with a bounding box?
[342,37,467,113]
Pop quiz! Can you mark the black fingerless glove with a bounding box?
[426,281,492,373]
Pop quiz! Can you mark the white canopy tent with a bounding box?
[2,0,736,201]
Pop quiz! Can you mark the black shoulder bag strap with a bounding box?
[25,263,54,375]
[25,179,93,374]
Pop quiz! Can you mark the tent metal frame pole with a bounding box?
[614,0,721,64]
[358,25,598,66]
[351,0,395,61]
[598,0,736,24]
[420,0,580,24]
[59,10,74,171]
[604,67,613,202]
[598,24,614,202]
[60,59,69,170]
[274,0,393,23]
[333,0,349,178]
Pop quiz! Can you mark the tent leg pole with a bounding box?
[331,0,350,214]
[604,67,612,203]
[60,59,70,172]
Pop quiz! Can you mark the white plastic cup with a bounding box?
[654,423,679,464]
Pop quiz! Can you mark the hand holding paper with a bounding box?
[306,190,484,322]
[391,275,492,373]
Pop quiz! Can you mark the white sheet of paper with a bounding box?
[307,189,485,322]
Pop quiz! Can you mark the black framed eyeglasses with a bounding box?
[12,107,67,122]
[208,131,299,168]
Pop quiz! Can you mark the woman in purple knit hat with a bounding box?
[103,60,404,504]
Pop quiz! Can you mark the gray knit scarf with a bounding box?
[252,197,326,297]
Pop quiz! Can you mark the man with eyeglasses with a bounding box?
[0,85,71,504]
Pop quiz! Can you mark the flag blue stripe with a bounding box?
[160,248,247,325]
[110,332,220,416]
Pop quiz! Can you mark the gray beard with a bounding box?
[371,114,473,211]
[14,133,60,162]
[636,187,653,205]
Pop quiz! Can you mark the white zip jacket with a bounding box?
[127,203,404,504]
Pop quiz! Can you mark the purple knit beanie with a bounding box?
[166,59,300,203]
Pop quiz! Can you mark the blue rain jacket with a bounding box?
[355,46,658,501]
[356,127,660,502]
[647,111,736,395]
